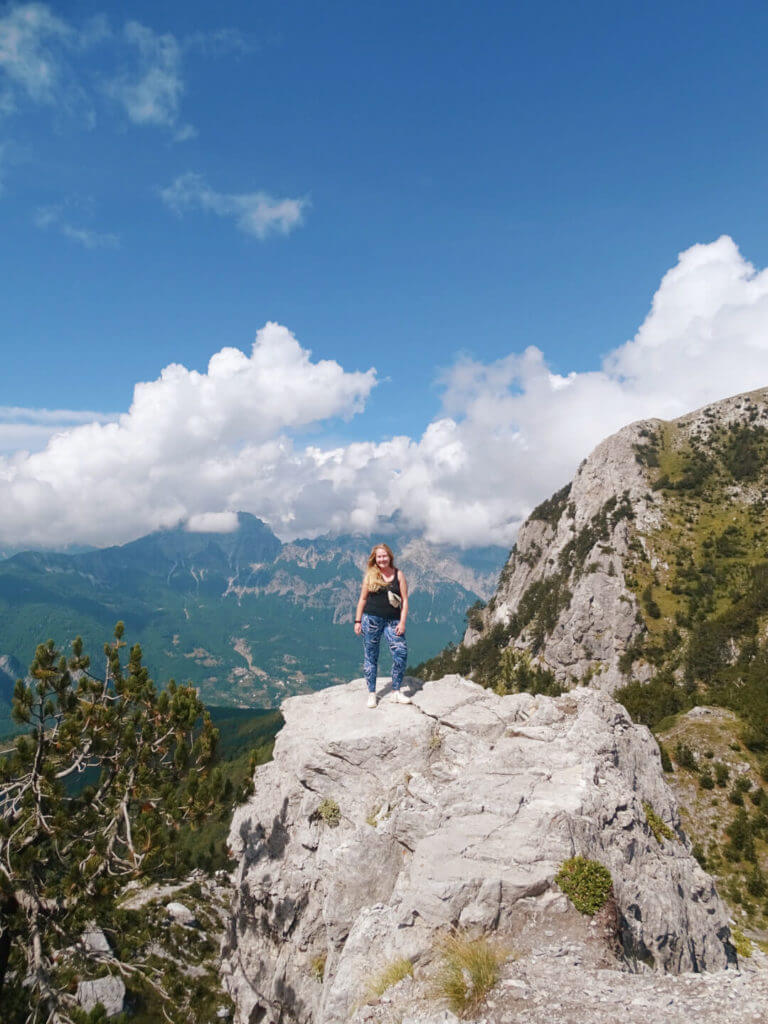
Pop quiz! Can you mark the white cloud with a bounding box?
[184,28,258,58]
[4,237,768,550]
[34,205,119,248]
[0,324,376,547]
[107,21,191,136]
[0,405,118,454]
[160,173,307,238]
[186,511,239,534]
[0,2,71,106]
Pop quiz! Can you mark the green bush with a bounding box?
[674,742,698,772]
[699,771,715,790]
[747,866,767,898]
[555,856,613,915]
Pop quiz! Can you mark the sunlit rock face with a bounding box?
[221,675,733,1024]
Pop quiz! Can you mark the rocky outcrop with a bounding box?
[465,419,660,692]
[222,675,733,1024]
[464,386,768,693]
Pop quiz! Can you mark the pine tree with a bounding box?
[0,624,220,1022]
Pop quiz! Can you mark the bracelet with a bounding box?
[355,619,361,623]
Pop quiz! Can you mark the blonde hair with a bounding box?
[364,543,397,591]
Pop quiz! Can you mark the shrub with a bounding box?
[433,932,507,1018]
[317,798,341,828]
[699,771,715,790]
[674,742,698,772]
[365,957,413,1001]
[747,866,767,898]
[731,927,753,958]
[643,802,675,844]
[715,762,730,787]
[555,856,613,915]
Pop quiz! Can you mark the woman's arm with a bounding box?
[396,571,408,635]
[354,582,368,635]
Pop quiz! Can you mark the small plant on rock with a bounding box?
[364,957,413,1001]
[310,953,327,981]
[433,932,508,1018]
[643,802,675,844]
[731,927,753,958]
[428,727,443,752]
[317,798,341,828]
[555,856,613,915]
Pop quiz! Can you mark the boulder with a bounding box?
[76,975,125,1016]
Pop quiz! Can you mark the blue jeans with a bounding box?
[361,613,407,693]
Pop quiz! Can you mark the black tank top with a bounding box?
[363,572,402,619]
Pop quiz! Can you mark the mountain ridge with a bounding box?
[0,514,505,711]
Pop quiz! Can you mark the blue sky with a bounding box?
[5,1,768,549]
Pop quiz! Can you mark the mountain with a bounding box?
[0,515,505,711]
[419,387,768,710]
[0,654,22,735]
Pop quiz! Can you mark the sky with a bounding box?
[5,1,768,549]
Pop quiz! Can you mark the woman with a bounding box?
[354,543,411,708]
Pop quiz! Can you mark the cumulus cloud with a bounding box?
[34,204,119,248]
[160,173,307,238]
[4,237,768,550]
[0,324,376,547]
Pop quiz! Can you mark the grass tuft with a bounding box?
[364,957,413,1001]
[433,932,507,1018]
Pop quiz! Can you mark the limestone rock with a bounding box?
[221,676,733,1024]
[76,975,125,1016]
[166,900,198,927]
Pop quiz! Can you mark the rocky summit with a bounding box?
[222,675,736,1024]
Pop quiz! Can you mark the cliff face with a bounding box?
[222,676,732,1024]
[458,386,768,695]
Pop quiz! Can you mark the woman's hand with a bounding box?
[395,621,406,636]
[354,622,362,636]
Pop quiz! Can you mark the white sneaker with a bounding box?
[390,691,412,704]
[367,693,377,709]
